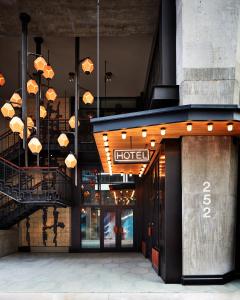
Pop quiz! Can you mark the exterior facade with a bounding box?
[0,0,240,287]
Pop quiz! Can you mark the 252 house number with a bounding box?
[202,181,211,218]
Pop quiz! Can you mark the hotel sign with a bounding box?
[113,149,150,164]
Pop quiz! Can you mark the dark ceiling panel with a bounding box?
[0,0,160,37]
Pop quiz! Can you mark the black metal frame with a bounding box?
[91,104,240,133]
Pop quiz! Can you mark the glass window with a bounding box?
[81,207,100,248]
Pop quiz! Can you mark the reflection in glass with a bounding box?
[110,189,136,206]
[121,209,134,247]
[104,211,116,248]
[81,207,100,248]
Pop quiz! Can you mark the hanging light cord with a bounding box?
[97,0,100,117]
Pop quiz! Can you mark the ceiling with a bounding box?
[0,0,160,37]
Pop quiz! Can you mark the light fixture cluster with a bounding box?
[103,133,112,175]
[139,164,147,177]
[57,58,95,169]
[0,53,57,156]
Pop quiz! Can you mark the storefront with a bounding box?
[91,104,240,284]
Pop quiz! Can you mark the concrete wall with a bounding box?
[182,136,238,275]
[0,228,18,257]
[176,0,240,104]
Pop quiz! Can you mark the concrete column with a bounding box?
[176,0,240,105]
[182,136,238,276]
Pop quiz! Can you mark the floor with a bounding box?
[0,252,239,299]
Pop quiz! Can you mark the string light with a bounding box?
[103,134,108,141]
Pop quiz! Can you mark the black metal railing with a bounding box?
[0,157,72,206]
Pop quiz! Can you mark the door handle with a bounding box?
[114,225,118,234]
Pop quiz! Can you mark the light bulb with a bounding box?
[207,123,213,132]
[104,141,109,147]
[150,140,155,147]
[227,123,233,132]
[186,123,192,132]
[160,127,166,136]
[105,146,109,152]
[121,131,127,140]
[103,134,108,141]
[142,129,147,138]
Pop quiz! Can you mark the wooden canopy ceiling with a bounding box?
[93,120,240,175]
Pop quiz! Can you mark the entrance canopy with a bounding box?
[91,104,240,175]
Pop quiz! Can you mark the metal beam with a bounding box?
[20,12,30,167]
[75,37,80,186]
[34,37,43,166]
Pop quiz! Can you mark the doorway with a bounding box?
[102,207,134,250]
[80,206,135,251]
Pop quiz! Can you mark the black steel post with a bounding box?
[20,13,31,167]
[75,37,80,186]
[34,37,43,166]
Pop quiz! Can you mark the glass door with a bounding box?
[120,208,134,248]
[102,209,117,248]
[101,207,134,250]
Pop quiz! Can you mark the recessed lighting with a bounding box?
[103,134,108,141]
[142,129,147,138]
[160,127,166,136]
[186,123,192,132]
[150,140,155,147]
[121,131,127,140]
[227,123,233,132]
[207,123,213,132]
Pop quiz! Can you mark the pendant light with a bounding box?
[10,93,22,108]
[19,128,31,139]
[9,116,24,133]
[0,73,5,86]
[58,133,69,147]
[43,65,55,79]
[46,88,57,102]
[27,79,39,95]
[82,91,94,104]
[1,103,15,118]
[28,137,42,154]
[81,58,94,75]
[27,117,34,129]
[40,105,47,119]
[69,115,80,129]
[34,56,47,72]
[65,153,77,168]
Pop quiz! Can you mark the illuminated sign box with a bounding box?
[113,149,150,164]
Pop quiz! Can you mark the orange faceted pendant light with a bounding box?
[27,79,39,95]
